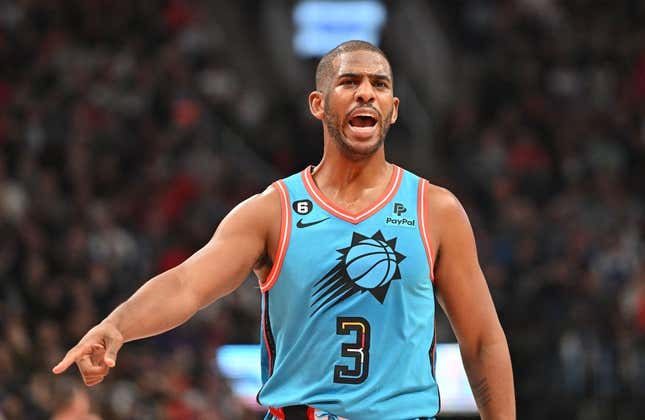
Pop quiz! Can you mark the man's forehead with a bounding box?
[333,50,391,78]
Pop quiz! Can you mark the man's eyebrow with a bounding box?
[337,72,391,82]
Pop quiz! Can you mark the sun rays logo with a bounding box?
[310,230,406,316]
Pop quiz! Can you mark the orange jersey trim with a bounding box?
[417,179,435,282]
[269,407,285,419]
[260,180,291,292]
[301,165,403,224]
[307,407,315,420]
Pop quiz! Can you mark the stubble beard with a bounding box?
[324,102,392,161]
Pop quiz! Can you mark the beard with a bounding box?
[324,101,393,161]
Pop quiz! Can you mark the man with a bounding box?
[53,41,515,420]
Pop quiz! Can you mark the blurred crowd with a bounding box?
[434,1,645,419]
[0,1,644,419]
[0,1,267,419]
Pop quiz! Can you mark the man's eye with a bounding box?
[374,81,387,88]
[341,80,356,85]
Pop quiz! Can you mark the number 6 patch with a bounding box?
[293,199,313,215]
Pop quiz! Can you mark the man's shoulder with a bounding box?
[244,166,312,212]
[421,180,466,219]
[246,183,283,211]
[392,165,463,216]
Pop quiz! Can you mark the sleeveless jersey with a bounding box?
[258,166,439,420]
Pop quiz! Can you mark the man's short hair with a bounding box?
[315,40,391,91]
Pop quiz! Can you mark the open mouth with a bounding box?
[345,108,381,140]
[349,115,377,128]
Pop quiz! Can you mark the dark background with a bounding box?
[1,1,644,419]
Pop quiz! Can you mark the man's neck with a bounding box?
[310,148,392,209]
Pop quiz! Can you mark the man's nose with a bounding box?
[354,79,375,103]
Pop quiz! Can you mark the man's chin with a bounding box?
[325,119,386,159]
[335,135,383,160]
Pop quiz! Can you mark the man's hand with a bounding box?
[52,322,124,386]
[50,187,277,387]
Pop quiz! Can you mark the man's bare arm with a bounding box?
[53,186,279,382]
[427,184,515,419]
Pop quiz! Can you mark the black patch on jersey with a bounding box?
[293,199,313,215]
[310,230,405,316]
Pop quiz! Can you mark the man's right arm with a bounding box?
[52,185,280,384]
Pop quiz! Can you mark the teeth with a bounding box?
[351,109,378,119]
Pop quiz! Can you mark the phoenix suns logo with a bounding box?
[310,230,406,315]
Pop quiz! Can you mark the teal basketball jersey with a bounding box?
[258,166,439,420]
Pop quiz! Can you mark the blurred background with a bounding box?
[1,0,644,419]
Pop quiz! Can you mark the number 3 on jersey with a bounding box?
[334,317,371,384]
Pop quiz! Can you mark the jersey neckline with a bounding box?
[301,164,403,224]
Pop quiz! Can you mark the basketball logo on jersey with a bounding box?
[310,230,406,315]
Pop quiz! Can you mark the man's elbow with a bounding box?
[175,260,238,311]
[173,263,207,313]
[464,320,510,363]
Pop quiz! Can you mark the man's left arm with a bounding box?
[427,185,515,420]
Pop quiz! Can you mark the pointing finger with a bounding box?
[52,345,91,374]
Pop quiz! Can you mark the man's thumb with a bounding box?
[104,337,122,368]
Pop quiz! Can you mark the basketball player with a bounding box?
[53,41,515,419]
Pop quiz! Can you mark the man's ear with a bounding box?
[390,96,400,124]
[309,90,325,121]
